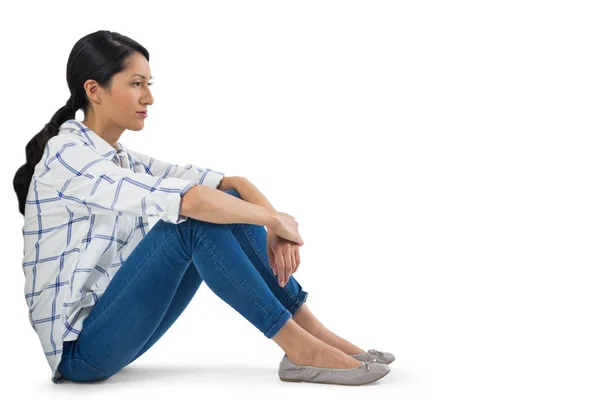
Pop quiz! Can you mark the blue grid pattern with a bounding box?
[21,119,225,383]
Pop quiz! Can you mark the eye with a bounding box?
[133,82,153,87]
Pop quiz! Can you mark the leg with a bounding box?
[124,260,203,367]
[292,304,366,356]
[58,217,298,382]
[222,189,308,318]
[58,220,198,382]
[222,188,365,357]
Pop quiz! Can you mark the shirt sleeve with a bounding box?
[125,147,225,190]
[34,138,200,224]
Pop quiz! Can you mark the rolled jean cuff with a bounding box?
[288,290,309,317]
[264,308,292,338]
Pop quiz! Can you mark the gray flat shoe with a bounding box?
[278,354,390,386]
[351,349,396,365]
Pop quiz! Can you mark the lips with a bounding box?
[136,111,147,116]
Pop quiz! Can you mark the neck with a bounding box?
[82,116,124,150]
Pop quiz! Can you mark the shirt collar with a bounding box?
[58,119,125,159]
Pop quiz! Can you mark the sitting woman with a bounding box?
[13,29,393,386]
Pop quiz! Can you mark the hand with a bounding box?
[267,229,301,287]
[269,211,304,246]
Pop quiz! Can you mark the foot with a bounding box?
[289,343,363,370]
[292,304,367,357]
[309,327,367,357]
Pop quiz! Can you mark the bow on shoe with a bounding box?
[368,349,384,357]
[350,348,395,365]
[364,358,376,371]
[367,349,385,362]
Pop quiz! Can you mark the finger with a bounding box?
[290,246,298,274]
[276,252,285,281]
[279,250,288,287]
[288,245,297,274]
[283,249,293,286]
[293,246,300,274]
[279,259,287,287]
[268,245,277,275]
[290,253,296,277]
[283,253,291,287]
[267,245,273,270]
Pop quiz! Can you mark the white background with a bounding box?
[1,0,598,398]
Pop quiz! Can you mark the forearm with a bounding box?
[233,178,282,234]
[180,183,276,227]
[233,177,278,216]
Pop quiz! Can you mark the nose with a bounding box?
[143,87,154,106]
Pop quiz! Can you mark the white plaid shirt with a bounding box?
[21,119,225,383]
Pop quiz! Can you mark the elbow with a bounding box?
[218,176,245,191]
[180,185,202,218]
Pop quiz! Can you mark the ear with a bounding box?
[84,79,101,105]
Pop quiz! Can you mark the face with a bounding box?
[84,51,154,131]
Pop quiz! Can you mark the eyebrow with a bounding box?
[131,74,154,80]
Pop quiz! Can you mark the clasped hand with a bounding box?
[267,230,301,287]
[266,212,303,287]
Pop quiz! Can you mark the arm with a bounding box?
[125,147,226,190]
[216,176,240,191]
[125,146,274,224]
[126,146,245,192]
[228,178,279,231]
[35,137,199,224]
[179,183,276,226]
[125,148,255,220]
[36,137,277,227]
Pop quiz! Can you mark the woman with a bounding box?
[13,30,394,386]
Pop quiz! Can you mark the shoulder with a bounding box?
[46,132,87,152]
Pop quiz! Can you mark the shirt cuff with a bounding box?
[156,180,198,224]
[201,169,226,190]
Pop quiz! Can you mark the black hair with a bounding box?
[13,30,150,216]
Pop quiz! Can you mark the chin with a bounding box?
[129,121,145,131]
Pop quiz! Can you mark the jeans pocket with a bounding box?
[58,358,105,382]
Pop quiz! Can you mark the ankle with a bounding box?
[288,341,328,365]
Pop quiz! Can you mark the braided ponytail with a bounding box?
[13,101,78,215]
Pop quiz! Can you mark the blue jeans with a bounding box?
[57,189,308,382]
